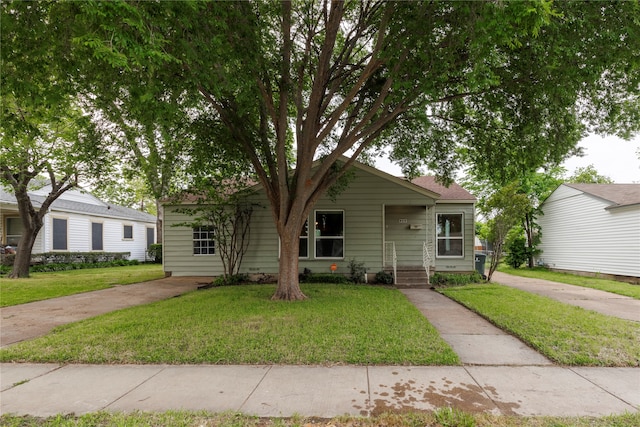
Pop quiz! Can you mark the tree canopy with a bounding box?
[3,0,639,297]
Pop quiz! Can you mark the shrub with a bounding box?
[147,244,163,264]
[301,273,351,284]
[212,274,250,287]
[505,235,529,269]
[431,272,482,287]
[348,258,367,283]
[29,260,140,273]
[374,270,394,284]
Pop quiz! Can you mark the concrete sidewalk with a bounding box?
[491,271,640,322]
[1,363,638,418]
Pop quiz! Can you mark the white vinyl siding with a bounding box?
[538,185,640,278]
[38,211,154,261]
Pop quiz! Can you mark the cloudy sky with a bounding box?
[375,134,640,184]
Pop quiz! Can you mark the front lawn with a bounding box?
[440,284,640,366]
[0,284,459,365]
[497,265,640,299]
[0,264,164,307]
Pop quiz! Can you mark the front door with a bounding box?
[384,206,427,266]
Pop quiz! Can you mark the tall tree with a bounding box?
[568,165,614,184]
[34,0,640,299]
[1,2,109,278]
[482,183,531,281]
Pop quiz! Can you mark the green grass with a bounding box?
[0,264,164,307]
[440,284,640,367]
[0,284,459,365]
[498,265,640,299]
[2,410,639,427]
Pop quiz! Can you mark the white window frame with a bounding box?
[436,212,464,258]
[193,226,215,256]
[314,210,345,259]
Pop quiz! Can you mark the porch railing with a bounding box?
[384,241,397,285]
[423,241,431,286]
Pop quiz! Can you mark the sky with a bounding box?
[374,134,640,184]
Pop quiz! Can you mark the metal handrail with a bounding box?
[384,241,397,285]
[423,241,431,286]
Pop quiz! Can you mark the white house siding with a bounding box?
[538,186,640,278]
[39,211,154,262]
[164,166,476,277]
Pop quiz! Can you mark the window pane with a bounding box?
[53,218,67,250]
[299,219,309,258]
[316,239,344,258]
[315,212,343,237]
[6,218,23,246]
[123,225,133,239]
[437,239,463,257]
[92,223,103,251]
[437,214,462,237]
[299,237,308,258]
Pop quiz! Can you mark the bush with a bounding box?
[301,273,351,284]
[505,235,529,269]
[431,272,482,287]
[374,270,394,284]
[348,258,367,283]
[212,274,250,287]
[147,244,163,264]
[29,260,140,273]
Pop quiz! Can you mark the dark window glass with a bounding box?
[92,222,103,251]
[53,218,68,250]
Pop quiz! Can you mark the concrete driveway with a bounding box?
[1,276,210,347]
[491,271,640,322]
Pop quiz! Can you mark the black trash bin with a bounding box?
[474,252,486,279]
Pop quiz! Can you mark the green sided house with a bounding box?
[162,159,476,285]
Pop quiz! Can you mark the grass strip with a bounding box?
[440,284,640,367]
[498,265,640,300]
[2,410,639,427]
[0,264,164,307]
[0,284,459,365]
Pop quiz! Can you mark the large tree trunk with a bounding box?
[272,221,307,301]
[8,222,41,279]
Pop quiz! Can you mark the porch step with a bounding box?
[388,266,431,288]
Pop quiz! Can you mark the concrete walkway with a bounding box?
[491,271,640,322]
[1,273,639,418]
[400,289,551,366]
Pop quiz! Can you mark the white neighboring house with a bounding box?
[0,186,156,262]
[537,183,640,282]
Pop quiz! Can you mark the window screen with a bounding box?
[123,225,133,240]
[52,218,68,250]
[91,222,103,251]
